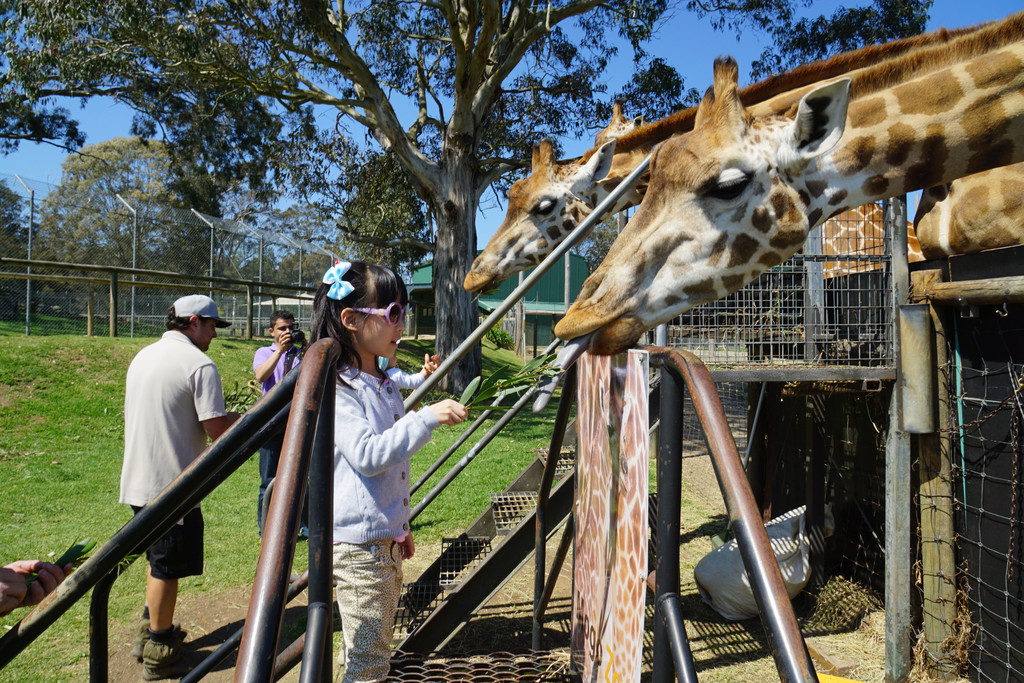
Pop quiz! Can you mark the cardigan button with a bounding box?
[393,413,400,421]
[401,471,406,479]
[387,386,393,393]
[403,498,409,506]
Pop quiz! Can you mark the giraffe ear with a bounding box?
[572,139,617,191]
[783,78,852,168]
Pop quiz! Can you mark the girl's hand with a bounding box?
[421,354,440,378]
[429,399,467,426]
[397,534,415,560]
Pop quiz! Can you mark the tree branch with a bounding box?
[336,221,435,252]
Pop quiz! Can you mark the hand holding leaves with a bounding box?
[459,354,559,411]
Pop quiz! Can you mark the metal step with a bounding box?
[489,491,539,534]
[439,536,492,589]
[398,468,575,653]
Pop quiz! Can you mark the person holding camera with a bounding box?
[253,309,305,536]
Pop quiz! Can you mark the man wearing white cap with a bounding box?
[119,294,239,680]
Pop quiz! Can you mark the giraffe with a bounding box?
[571,351,649,682]
[914,161,1024,258]
[552,33,1024,355]
[463,15,1022,293]
[820,202,924,277]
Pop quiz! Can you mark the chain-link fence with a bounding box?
[936,302,1024,682]
[0,172,341,337]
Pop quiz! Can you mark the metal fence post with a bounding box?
[14,174,33,335]
[116,194,138,337]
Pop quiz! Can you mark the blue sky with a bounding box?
[1,2,1019,247]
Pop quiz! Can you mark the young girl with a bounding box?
[310,260,467,683]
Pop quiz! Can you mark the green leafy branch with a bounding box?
[458,354,559,412]
[26,538,96,584]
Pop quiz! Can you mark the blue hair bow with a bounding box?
[323,261,354,300]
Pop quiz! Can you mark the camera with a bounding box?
[288,326,306,347]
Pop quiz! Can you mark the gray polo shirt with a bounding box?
[119,331,227,507]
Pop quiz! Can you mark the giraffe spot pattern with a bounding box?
[828,189,848,206]
[843,136,876,175]
[884,122,916,166]
[752,207,772,233]
[895,71,963,115]
[963,50,1024,91]
[807,208,823,227]
[848,96,887,129]
[722,273,747,292]
[709,233,730,266]
[862,174,890,196]
[806,180,828,198]
[728,233,760,267]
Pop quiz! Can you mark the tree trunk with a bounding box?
[431,143,482,395]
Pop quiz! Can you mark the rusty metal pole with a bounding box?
[533,364,577,650]
[657,348,817,683]
[236,340,339,683]
[299,360,336,683]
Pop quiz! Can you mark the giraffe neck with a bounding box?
[807,42,1024,224]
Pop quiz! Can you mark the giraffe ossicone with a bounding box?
[555,37,1024,355]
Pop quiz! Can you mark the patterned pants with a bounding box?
[332,540,403,683]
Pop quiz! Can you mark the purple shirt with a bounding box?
[253,344,301,395]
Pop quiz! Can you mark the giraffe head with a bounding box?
[555,58,854,354]
[464,138,617,292]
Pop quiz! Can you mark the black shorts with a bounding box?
[131,506,204,580]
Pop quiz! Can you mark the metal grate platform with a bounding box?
[439,536,492,588]
[388,649,572,682]
[395,580,444,638]
[489,492,538,534]
[553,448,575,477]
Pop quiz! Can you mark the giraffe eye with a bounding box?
[706,170,751,201]
[533,199,556,216]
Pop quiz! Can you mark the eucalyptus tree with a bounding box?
[6,0,933,389]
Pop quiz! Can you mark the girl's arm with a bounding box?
[334,389,440,477]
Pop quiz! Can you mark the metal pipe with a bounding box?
[300,363,336,682]
[533,364,577,649]
[656,348,817,683]
[656,593,698,683]
[653,357,685,683]
[181,573,309,683]
[536,516,574,622]
[410,381,541,521]
[403,154,653,410]
[237,340,340,683]
[0,368,300,669]
[88,571,118,682]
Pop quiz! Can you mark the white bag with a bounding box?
[693,505,833,621]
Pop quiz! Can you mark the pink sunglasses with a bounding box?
[353,301,406,326]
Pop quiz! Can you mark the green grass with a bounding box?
[0,331,554,681]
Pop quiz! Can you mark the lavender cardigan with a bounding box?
[331,367,440,544]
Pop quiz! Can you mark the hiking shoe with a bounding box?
[130,616,150,662]
[141,627,190,680]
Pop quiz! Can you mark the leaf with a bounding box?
[459,376,482,405]
[54,538,96,568]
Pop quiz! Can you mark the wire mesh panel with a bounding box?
[652,200,898,374]
[950,303,1024,683]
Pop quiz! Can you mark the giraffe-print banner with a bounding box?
[571,350,649,683]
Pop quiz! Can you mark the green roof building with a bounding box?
[407,253,590,353]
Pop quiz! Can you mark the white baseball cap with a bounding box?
[172,294,231,328]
